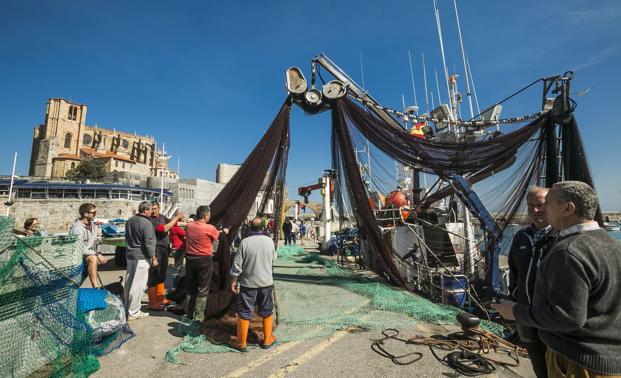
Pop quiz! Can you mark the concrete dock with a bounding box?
[93,241,535,378]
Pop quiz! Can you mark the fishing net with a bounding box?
[0,216,133,377]
[166,245,502,363]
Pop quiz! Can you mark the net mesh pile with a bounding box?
[166,244,502,363]
[0,216,133,377]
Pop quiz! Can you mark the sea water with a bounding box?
[610,230,621,241]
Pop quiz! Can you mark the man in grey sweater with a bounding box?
[229,217,277,352]
[124,201,158,320]
[493,181,621,377]
[69,203,107,288]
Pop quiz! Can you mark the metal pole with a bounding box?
[422,53,430,114]
[453,0,474,120]
[466,55,482,116]
[323,175,332,243]
[6,152,17,216]
[407,50,418,108]
[160,143,165,209]
[432,0,453,113]
[434,69,442,105]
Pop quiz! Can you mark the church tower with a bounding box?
[29,99,87,177]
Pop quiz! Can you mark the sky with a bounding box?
[1,0,620,210]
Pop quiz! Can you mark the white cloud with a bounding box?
[572,44,621,72]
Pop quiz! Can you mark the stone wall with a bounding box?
[171,178,225,216]
[6,198,144,233]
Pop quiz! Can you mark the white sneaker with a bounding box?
[128,311,150,320]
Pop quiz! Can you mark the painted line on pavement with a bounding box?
[267,330,350,378]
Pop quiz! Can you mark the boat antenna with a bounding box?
[407,51,419,110]
[359,51,366,91]
[466,54,481,116]
[434,69,442,105]
[422,53,430,114]
[401,94,408,127]
[453,0,474,119]
[432,0,453,117]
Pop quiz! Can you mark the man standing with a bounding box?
[148,202,184,310]
[493,181,621,378]
[507,187,554,378]
[184,205,227,322]
[70,203,107,288]
[299,221,306,246]
[170,215,187,291]
[124,201,158,320]
[282,218,292,245]
[291,220,299,245]
[230,218,277,352]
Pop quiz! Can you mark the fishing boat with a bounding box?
[280,1,602,315]
[604,222,621,231]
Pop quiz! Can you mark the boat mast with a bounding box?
[432,0,454,129]
[422,53,430,115]
[453,0,474,120]
[434,69,442,105]
[407,51,419,112]
[466,55,482,116]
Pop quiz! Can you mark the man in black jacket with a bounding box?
[282,218,293,245]
[494,181,621,378]
[507,186,554,378]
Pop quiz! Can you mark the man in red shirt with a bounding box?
[170,216,187,291]
[185,205,228,322]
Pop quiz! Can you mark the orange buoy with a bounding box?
[386,190,408,208]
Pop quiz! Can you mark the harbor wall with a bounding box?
[6,198,143,233]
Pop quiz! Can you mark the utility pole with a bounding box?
[322,171,333,243]
[160,143,166,210]
[5,152,17,216]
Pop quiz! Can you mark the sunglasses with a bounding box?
[88,211,97,215]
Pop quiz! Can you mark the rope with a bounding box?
[431,348,496,376]
[370,329,423,365]
[371,327,527,376]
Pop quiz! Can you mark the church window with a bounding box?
[83,133,92,145]
[64,133,72,148]
[71,162,76,169]
[67,106,78,120]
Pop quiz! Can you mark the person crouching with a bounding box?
[229,217,277,352]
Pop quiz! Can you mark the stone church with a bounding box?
[29,98,176,180]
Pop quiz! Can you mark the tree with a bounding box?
[66,158,108,181]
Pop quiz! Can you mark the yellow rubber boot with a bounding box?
[156,283,172,305]
[261,315,277,349]
[231,315,249,352]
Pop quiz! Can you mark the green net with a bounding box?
[166,244,502,363]
[0,216,133,377]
